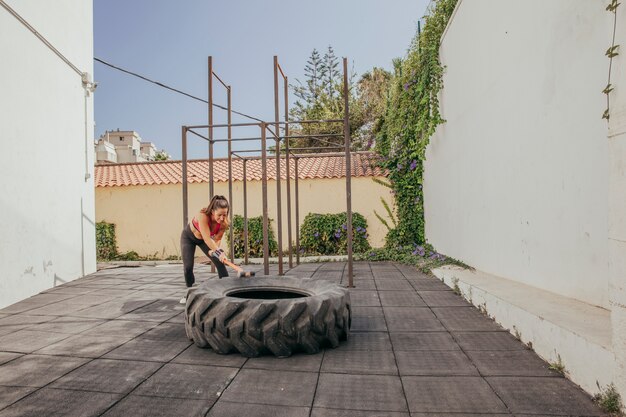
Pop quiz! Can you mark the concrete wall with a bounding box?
[95,176,393,257]
[424,0,610,308]
[0,0,96,308]
[607,1,626,399]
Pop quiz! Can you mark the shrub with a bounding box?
[229,215,278,258]
[355,243,469,274]
[300,212,371,255]
[96,221,117,261]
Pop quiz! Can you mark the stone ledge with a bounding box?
[432,265,614,396]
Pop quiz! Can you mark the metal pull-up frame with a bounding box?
[181,56,355,287]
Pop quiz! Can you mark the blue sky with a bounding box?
[94,0,430,159]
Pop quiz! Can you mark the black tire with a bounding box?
[184,276,351,357]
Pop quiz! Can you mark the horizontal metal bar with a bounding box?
[186,122,261,129]
[212,137,265,143]
[274,119,344,125]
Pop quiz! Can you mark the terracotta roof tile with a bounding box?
[95,153,387,187]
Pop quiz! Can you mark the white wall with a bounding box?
[0,0,96,308]
[424,0,610,307]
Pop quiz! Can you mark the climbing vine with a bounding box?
[603,0,621,121]
[375,0,458,247]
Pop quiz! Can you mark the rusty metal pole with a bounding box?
[284,75,293,269]
[294,156,300,265]
[227,86,234,261]
[261,123,270,275]
[274,56,284,275]
[243,158,249,265]
[208,56,214,199]
[343,57,354,288]
[182,126,188,228]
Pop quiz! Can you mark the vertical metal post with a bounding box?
[243,159,249,265]
[208,56,214,199]
[227,86,234,261]
[294,157,300,265]
[274,56,283,275]
[284,76,293,269]
[343,57,354,288]
[261,123,270,275]
[182,126,188,228]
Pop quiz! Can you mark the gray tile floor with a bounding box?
[0,262,606,416]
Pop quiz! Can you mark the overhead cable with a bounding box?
[94,57,264,123]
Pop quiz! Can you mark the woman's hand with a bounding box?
[211,248,227,263]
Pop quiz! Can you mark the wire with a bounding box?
[1,0,84,77]
[94,57,264,123]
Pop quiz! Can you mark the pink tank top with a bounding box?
[192,218,221,237]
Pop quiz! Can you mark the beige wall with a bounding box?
[95,176,393,257]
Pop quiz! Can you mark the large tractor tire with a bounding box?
[184,276,351,357]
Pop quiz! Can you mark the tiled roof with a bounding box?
[95,153,386,187]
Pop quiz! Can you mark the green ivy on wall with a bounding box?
[376,0,459,247]
[229,215,278,258]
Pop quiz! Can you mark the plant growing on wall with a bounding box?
[375,0,458,247]
[96,221,117,261]
[229,215,278,258]
[603,0,621,120]
[300,212,370,255]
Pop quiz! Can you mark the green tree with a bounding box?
[154,150,169,161]
[353,67,391,150]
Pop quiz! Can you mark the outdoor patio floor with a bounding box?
[0,261,607,417]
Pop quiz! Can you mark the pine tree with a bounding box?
[321,46,340,100]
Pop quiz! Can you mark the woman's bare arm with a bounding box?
[196,212,220,252]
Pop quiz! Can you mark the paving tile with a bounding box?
[395,351,478,376]
[26,317,104,335]
[221,369,317,407]
[207,401,310,417]
[384,307,445,332]
[0,388,121,417]
[116,299,183,322]
[172,345,248,368]
[351,313,388,332]
[102,395,211,417]
[378,291,426,307]
[133,363,237,400]
[402,376,507,413]
[36,334,132,358]
[348,279,377,290]
[339,332,392,351]
[311,409,409,417]
[51,358,161,393]
[69,300,150,319]
[432,307,504,331]
[453,331,527,351]
[350,291,380,307]
[0,330,70,353]
[321,349,397,375]
[0,387,36,410]
[390,332,460,351]
[0,315,53,336]
[375,280,414,291]
[0,294,76,314]
[141,322,188,340]
[409,279,451,291]
[467,350,559,376]
[103,336,191,362]
[489,376,605,415]
[0,353,21,367]
[314,373,407,412]
[244,352,322,372]
[419,291,471,307]
[0,355,89,387]
[22,301,100,317]
[80,319,157,338]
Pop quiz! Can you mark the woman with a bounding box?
[180,195,230,303]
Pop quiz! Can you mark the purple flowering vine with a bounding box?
[409,160,418,171]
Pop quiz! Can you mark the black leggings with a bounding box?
[180,224,228,287]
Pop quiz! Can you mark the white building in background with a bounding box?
[0,1,96,308]
[95,130,159,164]
[425,0,625,401]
